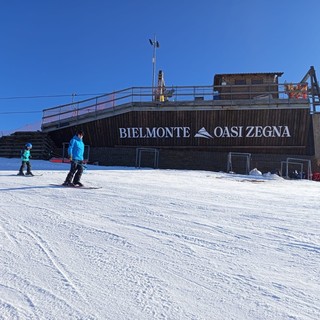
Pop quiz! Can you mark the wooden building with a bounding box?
[214,72,283,100]
[41,70,320,174]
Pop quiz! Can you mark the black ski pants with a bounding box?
[19,161,31,174]
[65,161,84,184]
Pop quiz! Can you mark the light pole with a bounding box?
[71,92,77,104]
[72,93,77,117]
[149,35,160,100]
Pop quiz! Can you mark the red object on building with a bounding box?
[312,172,320,181]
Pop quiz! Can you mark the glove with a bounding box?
[68,155,72,161]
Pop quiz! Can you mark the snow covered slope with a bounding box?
[0,158,319,319]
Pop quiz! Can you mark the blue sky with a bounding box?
[0,0,319,131]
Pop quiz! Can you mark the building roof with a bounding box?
[214,72,284,77]
[214,72,284,86]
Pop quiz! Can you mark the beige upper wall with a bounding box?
[312,114,320,163]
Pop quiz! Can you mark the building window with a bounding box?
[235,79,246,85]
[251,79,263,84]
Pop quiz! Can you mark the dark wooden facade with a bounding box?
[49,107,313,156]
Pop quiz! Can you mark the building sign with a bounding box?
[119,127,191,139]
[119,125,291,139]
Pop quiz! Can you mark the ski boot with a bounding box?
[73,182,83,187]
[62,181,74,187]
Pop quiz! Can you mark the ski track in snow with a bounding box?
[0,160,320,319]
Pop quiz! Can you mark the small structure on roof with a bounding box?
[213,72,284,100]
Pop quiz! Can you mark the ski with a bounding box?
[49,183,101,190]
[16,173,43,177]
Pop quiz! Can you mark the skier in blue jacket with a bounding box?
[63,130,85,187]
[18,143,33,176]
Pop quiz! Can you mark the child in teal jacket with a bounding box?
[18,143,33,176]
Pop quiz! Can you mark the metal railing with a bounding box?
[41,83,311,128]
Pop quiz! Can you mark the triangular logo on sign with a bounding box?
[194,127,213,139]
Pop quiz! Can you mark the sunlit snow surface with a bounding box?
[0,158,319,319]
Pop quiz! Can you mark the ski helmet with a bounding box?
[25,143,32,149]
